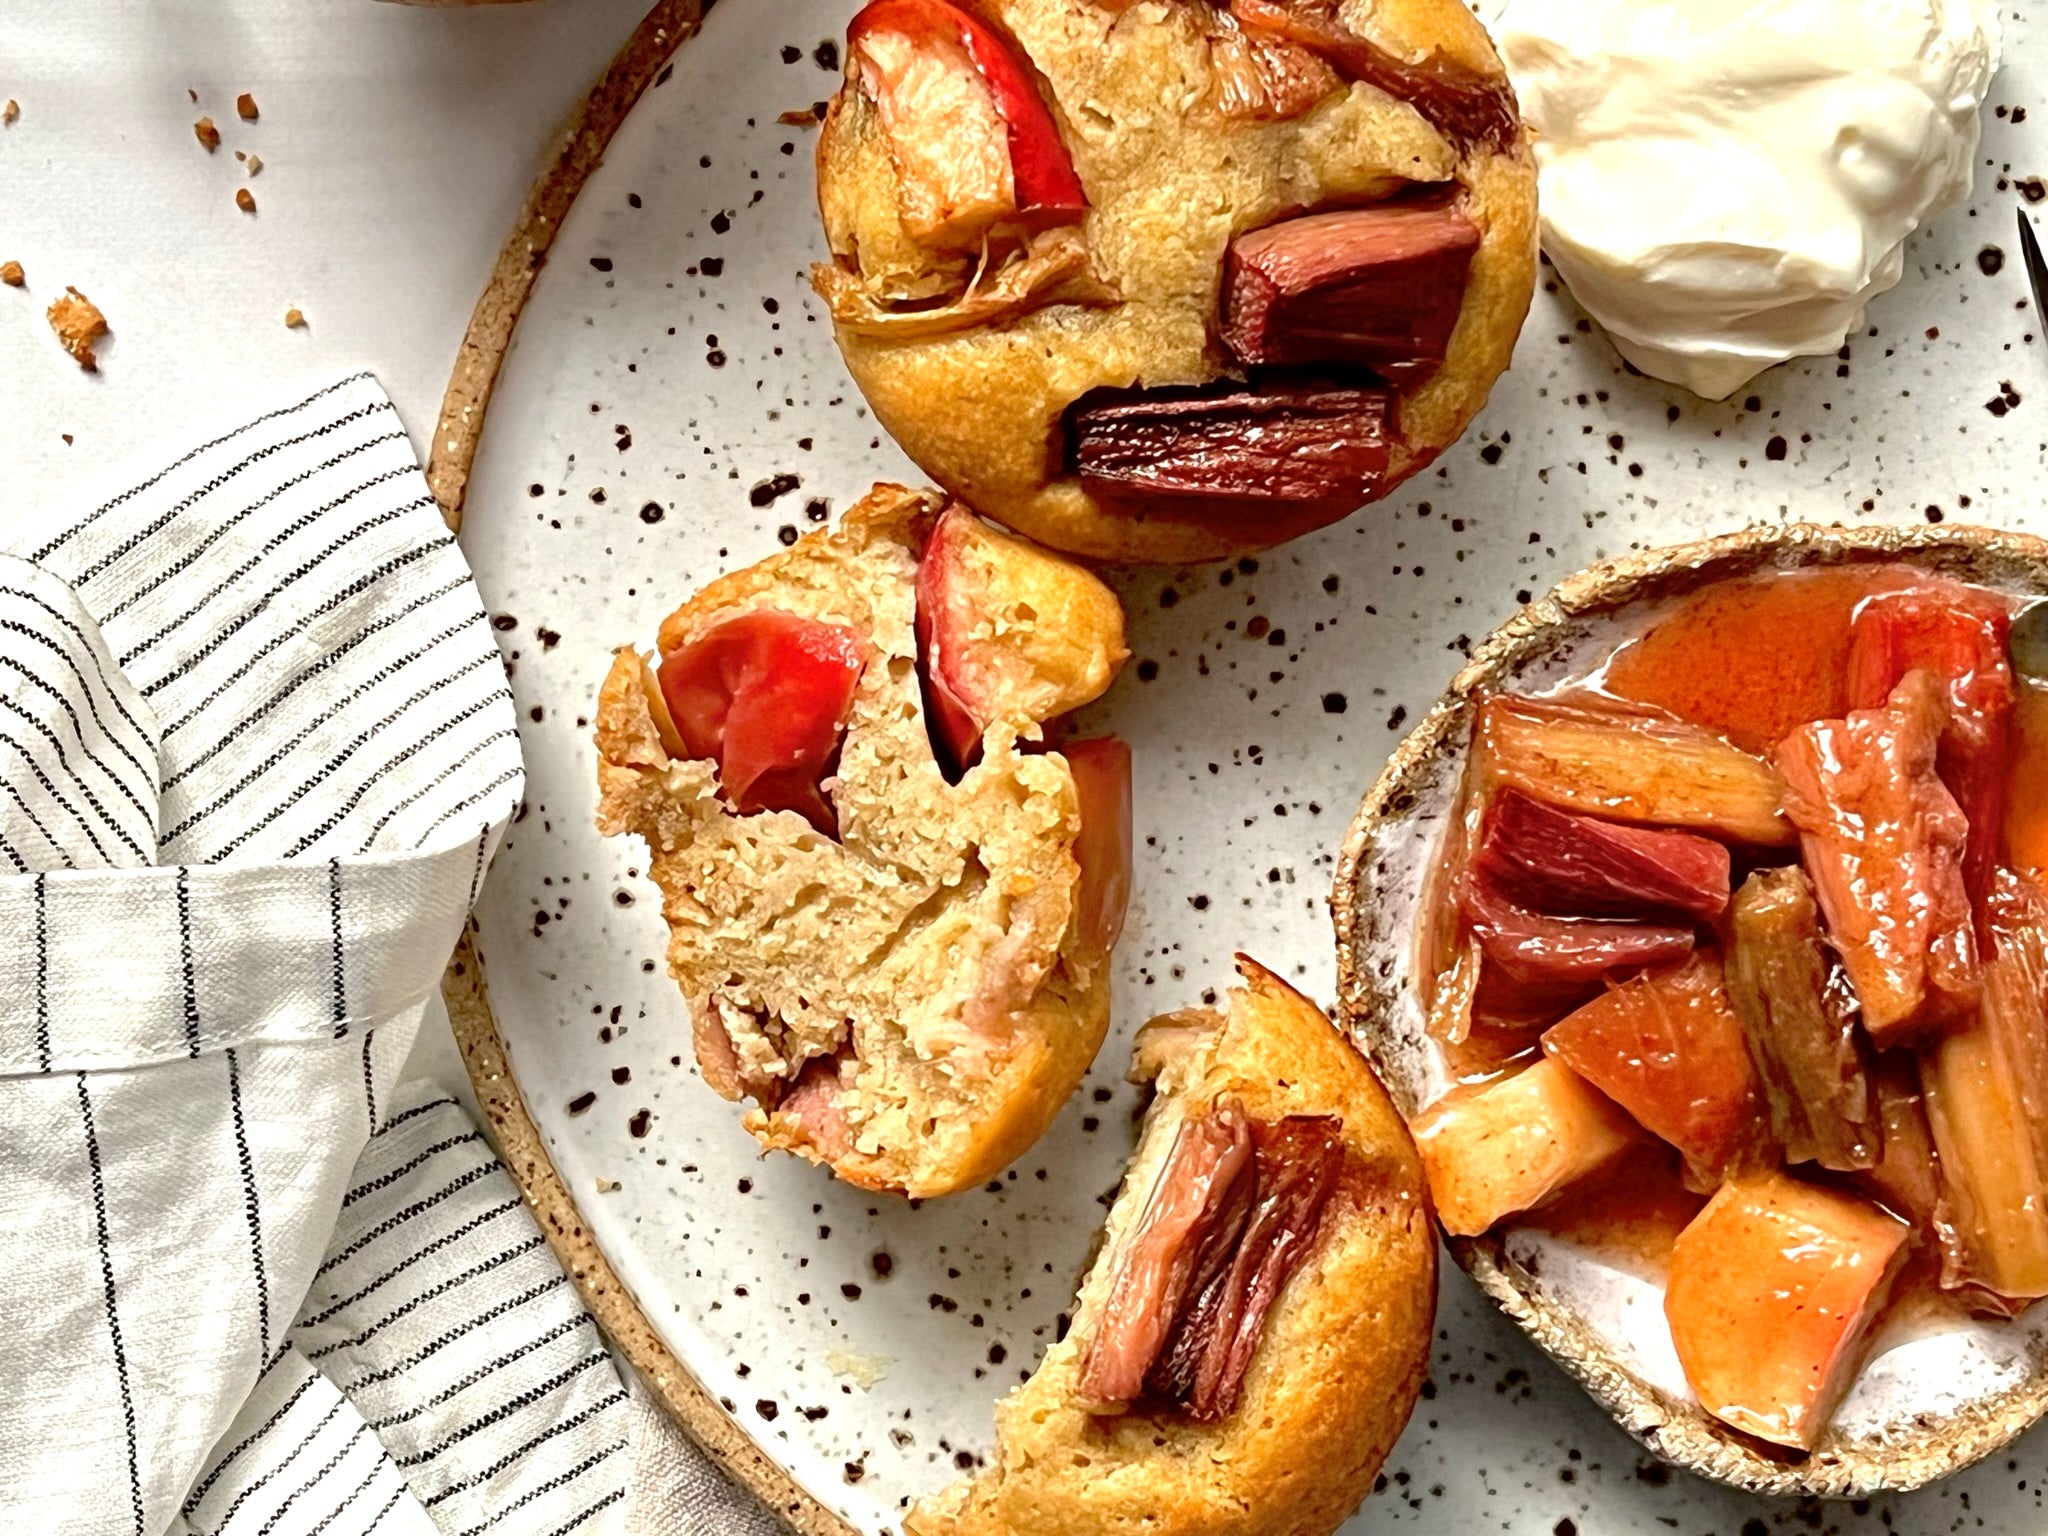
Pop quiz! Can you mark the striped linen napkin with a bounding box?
[0,375,636,1536]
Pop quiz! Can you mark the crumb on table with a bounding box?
[235,187,255,213]
[1,261,23,287]
[246,153,262,177]
[284,307,305,329]
[236,92,258,121]
[47,287,108,371]
[3,100,18,126]
[194,116,220,151]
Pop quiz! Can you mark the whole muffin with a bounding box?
[813,0,1538,563]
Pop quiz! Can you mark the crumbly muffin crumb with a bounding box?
[47,287,108,371]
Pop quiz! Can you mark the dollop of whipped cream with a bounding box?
[1491,0,2002,399]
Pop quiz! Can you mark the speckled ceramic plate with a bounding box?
[441,2,2048,1531]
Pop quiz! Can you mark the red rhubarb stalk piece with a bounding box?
[1845,581,2015,910]
[659,610,869,835]
[1069,377,1391,507]
[849,0,1086,221]
[1777,671,1981,1046]
[1472,787,1731,925]
[1223,204,1481,378]
[1459,870,1695,991]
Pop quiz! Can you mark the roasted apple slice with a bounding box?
[1665,1173,1910,1451]
[1412,1057,1636,1237]
[1921,868,2048,1304]
[847,0,1086,247]
[1725,866,1881,1172]
[1223,204,1482,378]
[1778,671,1980,1045]
[1846,581,2014,907]
[1062,735,1133,961]
[1471,787,1731,924]
[1474,693,1795,847]
[657,610,869,834]
[914,503,1127,774]
[1541,953,1766,1188]
[1231,0,1517,151]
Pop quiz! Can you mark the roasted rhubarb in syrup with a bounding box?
[1409,564,2048,1450]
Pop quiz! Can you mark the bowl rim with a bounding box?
[1330,517,2048,1498]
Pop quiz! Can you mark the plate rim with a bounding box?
[429,3,857,1530]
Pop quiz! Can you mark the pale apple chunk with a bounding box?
[917,504,1127,769]
[854,26,1016,248]
[1412,1057,1636,1237]
[1666,1173,1909,1451]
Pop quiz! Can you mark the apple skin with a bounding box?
[915,502,1127,774]
[658,610,869,834]
[848,0,1087,229]
[1062,735,1132,960]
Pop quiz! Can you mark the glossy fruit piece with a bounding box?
[1920,868,2048,1303]
[1222,203,1481,378]
[1412,1057,1637,1237]
[1541,952,1767,1188]
[1061,736,1133,962]
[1472,787,1731,924]
[848,0,1085,243]
[914,502,1127,775]
[1230,0,1517,151]
[1069,377,1392,508]
[1665,1172,1910,1451]
[658,610,869,835]
[1777,671,1980,1046]
[1725,866,1881,1172]
[1846,582,2015,907]
[1853,1054,1944,1238]
[1474,693,1795,847]
[1460,871,1694,992]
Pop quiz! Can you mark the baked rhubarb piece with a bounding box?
[1541,953,1767,1188]
[1778,671,1981,1045]
[1412,1057,1636,1236]
[1665,1173,1910,1451]
[1920,868,2048,1303]
[813,0,1537,562]
[1845,580,2014,906]
[594,484,1130,1196]
[908,960,1435,1536]
[1725,866,1882,1172]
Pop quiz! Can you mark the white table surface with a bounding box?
[0,0,655,1102]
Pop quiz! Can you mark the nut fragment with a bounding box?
[47,287,108,371]
[235,187,255,213]
[236,92,259,121]
[0,261,22,287]
[245,153,262,176]
[1223,204,1481,378]
[194,116,220,151]
[284,307,306,329]
[2,100,18,126]
[1070,378,1391,506]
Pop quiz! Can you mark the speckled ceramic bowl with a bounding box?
[1334,521,2048,1498]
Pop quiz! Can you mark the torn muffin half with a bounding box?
[908,958,1436,1536]
[594,482,1131,1198]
